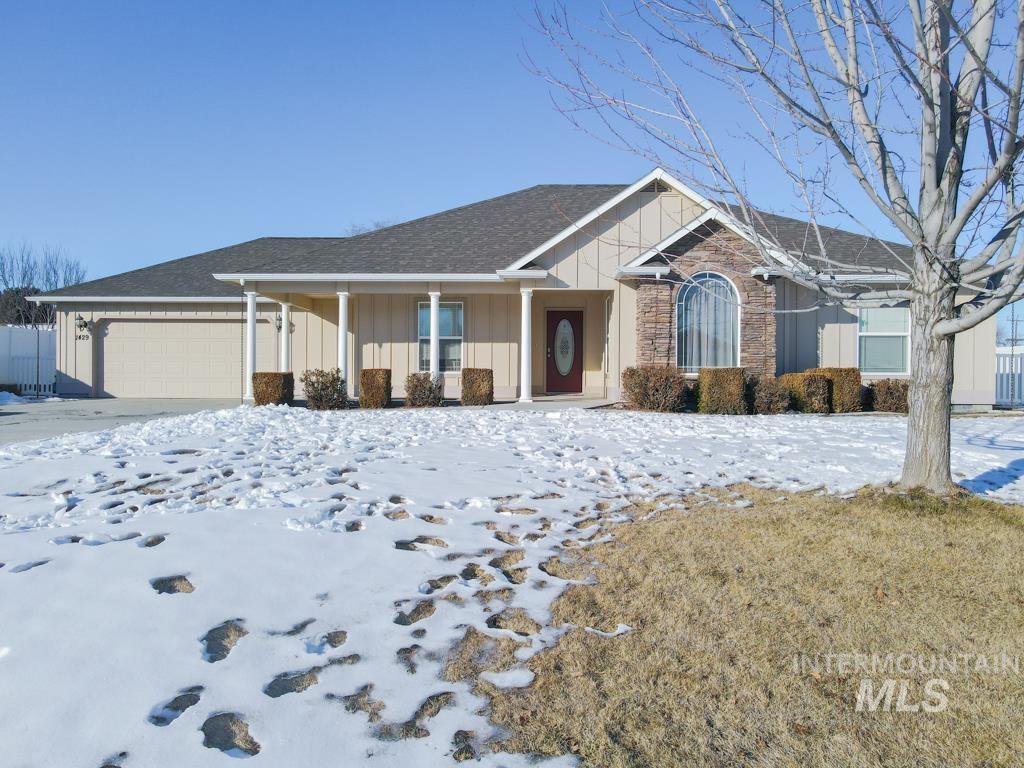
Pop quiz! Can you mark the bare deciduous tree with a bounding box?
[346,220,395,236]
[534,0,1024,494]
[0,244,86,325]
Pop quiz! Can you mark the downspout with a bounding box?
[604,293,612,399]
[240,278,246,406]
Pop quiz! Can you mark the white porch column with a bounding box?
[337,291,349,389]
[428,291,441,377]
[244,291,257,401]
[519,288,533,402]
[279,302,290,372]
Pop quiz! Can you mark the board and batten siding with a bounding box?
[56,302,276,398]
[774,279,996,406]
[529,184,704,397]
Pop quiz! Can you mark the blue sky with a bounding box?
[0,0,1011,331]
[0,2,654,280]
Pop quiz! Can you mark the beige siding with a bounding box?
[526,185,701,396]
[348,293,522,399]
[529,291,610,396]
[56,303,276,398]
[774,282,996,406]
[774,279,820,374]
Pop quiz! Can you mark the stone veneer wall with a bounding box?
[634,224,776,374]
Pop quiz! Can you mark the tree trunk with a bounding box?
[900,289,957,494]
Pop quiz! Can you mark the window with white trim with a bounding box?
[418,301,463,372]
[858,307,909,374]
[676,272,739,371]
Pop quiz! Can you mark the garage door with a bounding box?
[99,320,267,398]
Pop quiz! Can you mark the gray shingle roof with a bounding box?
[736,208,913,275]
[39,182,912,299]
[40,237,346,298]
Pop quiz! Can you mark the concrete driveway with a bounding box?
[0,398,240,446]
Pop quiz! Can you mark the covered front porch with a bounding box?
[229,277,619,403]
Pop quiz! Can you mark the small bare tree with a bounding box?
[534,0,1024,494]
[0,244,86,325]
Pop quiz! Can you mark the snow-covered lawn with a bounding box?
[1,407,1023,766]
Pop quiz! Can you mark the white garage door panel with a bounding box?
[100,320,273,398]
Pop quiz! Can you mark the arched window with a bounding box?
[676,272,739,371]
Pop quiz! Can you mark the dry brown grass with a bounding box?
[444,627,528,683]
[484,486,1024,767]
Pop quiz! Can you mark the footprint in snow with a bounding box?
[97,750,129,768]
[268,618,315,637]
[263,655,360,698]
[148,686,204,726]
[200,713,260,757]
[202,620,248,662]
[10,559,50,573]
[150,575,194,594]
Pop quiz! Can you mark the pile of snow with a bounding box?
[0,392,61,405]
[0,406,1022,766]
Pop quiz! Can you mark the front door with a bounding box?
[546,310,583,393]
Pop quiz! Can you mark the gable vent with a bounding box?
[639,180,670,194]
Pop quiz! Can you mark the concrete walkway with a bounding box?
[0,398,239,446]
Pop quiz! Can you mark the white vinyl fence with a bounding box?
[996,350,1024,408]
[0,325,56,395]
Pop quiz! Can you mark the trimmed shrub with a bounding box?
[405,372,444,407]
[751,375,790,415]
[0,383,19,395]
[807,367,862,413]
[871,378,910,413]
[461,368,494,406]
[778,372,830,413]
[252,372,294,406]
[359,368,392,409]
[299,368,347,410]
[622,366,691,412]
[697,368,748,415]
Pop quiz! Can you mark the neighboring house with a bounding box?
[33,168,995,408]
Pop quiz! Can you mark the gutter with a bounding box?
[212,270,550,284]
[750,267,909,284]
[29,295,279,304]
[615,266,668,279]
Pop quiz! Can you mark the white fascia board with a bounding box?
[615,265,669,279]
[751,267,910,284]
[213,273,504,283]
[504,167,670,272]
[623,207,797,273]
[623,209,719,269]
[30,295,278,304]
[495,269,549,280]
[502,165,803,276]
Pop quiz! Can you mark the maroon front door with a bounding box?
[546,310,583,393]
